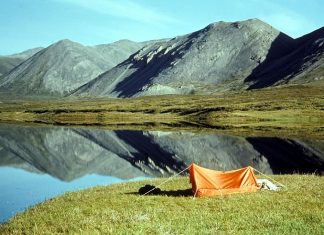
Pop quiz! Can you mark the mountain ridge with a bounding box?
[73,18,323,97]
[1,18,323,98]
[245,26,324,88]
[0,39,150,95]
[0,47,43,77]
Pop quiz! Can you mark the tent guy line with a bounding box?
[140,166,190,197]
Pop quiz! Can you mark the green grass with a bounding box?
[1,175,323,234]
[0,85,323,139]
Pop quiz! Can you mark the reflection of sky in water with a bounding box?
[0,167,146,223]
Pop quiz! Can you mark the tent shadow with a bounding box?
[126,188,193,197]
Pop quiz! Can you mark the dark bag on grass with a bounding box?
[138,184,161,195]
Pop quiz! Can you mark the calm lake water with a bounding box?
[0,123,323,223]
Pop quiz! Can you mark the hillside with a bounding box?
[6,47,44,60]
[246,27,324,88]
[74,19,295,97]
[0,19,323,98]
[0,40,147,96]
[93,39,154,68]
[0,57,23,77]
[0,47,43,76]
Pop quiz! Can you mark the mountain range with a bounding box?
[0,19,323,98]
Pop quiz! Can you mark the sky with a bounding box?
[0,0,323,55]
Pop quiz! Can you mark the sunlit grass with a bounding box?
[1,175,323,234]
[0,85,323,139]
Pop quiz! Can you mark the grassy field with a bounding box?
[1,175,323,234]
[0,85,323,234]
[0,85,323,139]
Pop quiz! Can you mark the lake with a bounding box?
[0,123,323,223]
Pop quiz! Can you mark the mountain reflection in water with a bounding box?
[0,124,323,222]
[1,124,323,179]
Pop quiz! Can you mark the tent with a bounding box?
[188,164,259,197]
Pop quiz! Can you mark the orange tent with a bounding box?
[188,164,259,197]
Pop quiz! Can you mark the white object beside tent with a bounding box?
[257,179,279,191]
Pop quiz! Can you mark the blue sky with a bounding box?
[1,0,323,55]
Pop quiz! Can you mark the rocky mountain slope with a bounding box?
[0,47,43,76]
[73,19,297,97]
[93,39,152,68]
[0,57,23,77]
[0,124,323,181]
[245,27,324,88]
[7,47,44,60]
[0,40,148,96]
[1,19,323,97]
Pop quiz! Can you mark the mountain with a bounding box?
[0,124,323,181]
[73,19,297,97]
[7,47,44,60]
[93,39,154,68]
[0,39,148,96]
[0,57,23,77]
[1,19,323,98]
[245,27,324,88]
[0,47,43,77]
